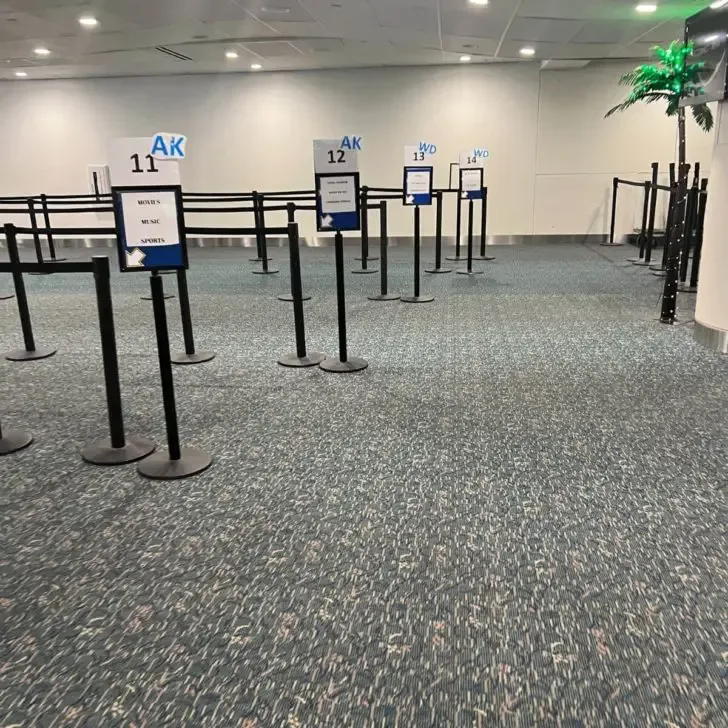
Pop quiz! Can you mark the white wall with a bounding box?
[0,62,716,238]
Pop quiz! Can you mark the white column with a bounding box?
[695,101,728,353]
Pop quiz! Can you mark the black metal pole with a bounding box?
[369,201,399,301]
[686,179,708,293]
[353,187,377,275]
[81,256,156,465]
[446,195,463,261]
[426,190,450,274]
[278,204,310,302]
[93,171,100,199]
[278,222,324,367]
[635,168,659,267]
[476,187,495,260]
[3,223,56,362]
[606,177,618,246]
[138,272,213,479]
[251,189,264,262]
[171,269,215,365]
[402,206,434,303]
[41,194,61,261]
[320,231,368,372]
[457,199,484,276]
[252,192,278,275]
[628,180,651,263]
[27,199,50,276]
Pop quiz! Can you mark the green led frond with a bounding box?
[605,39,714,132]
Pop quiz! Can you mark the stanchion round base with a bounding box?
[278,351,326,368]
[172,351,216,365]
[445,255,465,261]
[473,255,496,261]
[352,269,378,275]
[401,295,435,303]
[81,434,156,466]
[626,257,644,263]
[138,446,213,480]
[599,242,625,247]
[0,429,33,456]
[652,271,667,278]
[49,257,67,263]
[355,256,379,262]
[29,272,53,276]
[5,347,57,362]
[425,267,452,274]
[632,261,653,267]
[678,284,698,293]
[277,293,312,302]
[0,293,15,300]
[368,293,401,301]
[320,356,368,373]
[250,257,273,263]
[159,270,175,275]
[253,269,280,275]
[456,269,484,276]
[649,264,664,271]
[141,293,175,301]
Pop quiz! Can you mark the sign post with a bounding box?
[314,138,368,373]
[455,150,486,276]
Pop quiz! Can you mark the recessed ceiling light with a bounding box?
[34,47,50,56]
[635,3,657,13]
[225,50,239,59]
[250,63,263,70]
[459,55,472,62]
[15,71,27,77]
[711,0,728,8]
[520,47,536,56]
[469,0,489,5]
[78,15,98,27]
[260,5,291,13]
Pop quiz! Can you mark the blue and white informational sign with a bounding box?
[403,166,433,206]
[460,167,484,201]
[113,186,188,272]
[315,173,361,232]
[314,138,361,232]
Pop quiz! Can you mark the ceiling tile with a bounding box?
[507,17,585,43]
[242,40,302,57]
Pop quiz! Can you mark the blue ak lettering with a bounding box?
[341,135,362,150]
[169,136,185,158]
[150,135,168,157]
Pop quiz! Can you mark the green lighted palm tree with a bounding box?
[606,40,713,323]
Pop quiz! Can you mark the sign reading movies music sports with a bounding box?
[314,137,362,232]
[403,167,434,206]
[113,186,188,272]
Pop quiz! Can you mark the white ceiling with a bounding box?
[0,0,714,79]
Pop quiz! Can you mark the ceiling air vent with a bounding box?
[155,46,193,61]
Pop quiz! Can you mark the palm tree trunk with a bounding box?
[661,107,688,323]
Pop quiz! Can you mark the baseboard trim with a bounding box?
[694,320,728,354]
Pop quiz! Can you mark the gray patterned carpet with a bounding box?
[1,243,726,727]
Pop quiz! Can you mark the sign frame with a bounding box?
[459,167,484,201]
[403,166,434,207]
[315,172,362,233]
[113,184,189,273]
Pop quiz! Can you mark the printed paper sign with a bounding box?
[109,137,181,187]
[313,139,359,174]
[320,175,356,214]
[460,167,484,200]
[403,166,433,206]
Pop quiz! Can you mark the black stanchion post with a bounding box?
[684,178,708,293]
[369,200,400,301]
[457,198,483,276]
[137,272,213,479]
[3,223,57,362]
[355,186,378,263]
[278,222,325,367]
[426,190,451,274]
[634,165,659,267]
[602,177,621,246]
[171,268,215,365]
[446,194,463,261]
[320,231,368,373]
[250,190,269,263]
[40,194,63,262]
[0,416,33,456]
[82,256,156,465]
[628,180,652,262]
[27,198,51,276]
[402,205,434,303]
[253,192,279,275]
[278,203,311,302]
[475,186,495,261]
[353,187,378,275]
